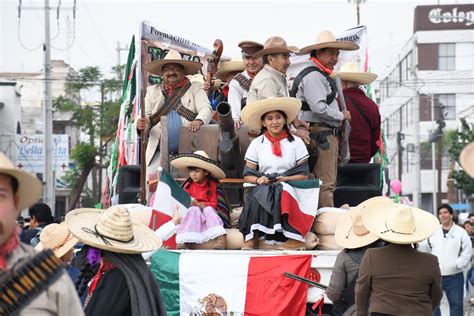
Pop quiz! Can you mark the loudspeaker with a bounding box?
[334,163,382,207]
[117,165,141,204]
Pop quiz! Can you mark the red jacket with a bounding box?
[338,88,381,163]
[183,178,218,209]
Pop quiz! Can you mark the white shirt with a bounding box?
[419,223,472,276]
[228,70,250,120]
[245,134,309,174]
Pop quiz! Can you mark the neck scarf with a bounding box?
[163,77,190,96]
[88,261,116,296]
[246,70,257,79]
[264,130,288,157]
[0,228,20,271]
[310,57,333,75]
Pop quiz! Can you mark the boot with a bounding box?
[277,239,306,251]
[241,232,258,250]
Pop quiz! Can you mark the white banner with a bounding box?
[15,134,69,177]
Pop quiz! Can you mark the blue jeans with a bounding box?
[433,272,464,316]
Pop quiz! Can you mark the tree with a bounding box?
[446,118,474,197]
[55,66,122,210]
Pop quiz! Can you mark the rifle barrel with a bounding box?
[283,272,328,290]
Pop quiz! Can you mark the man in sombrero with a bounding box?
[0,153,83,315]
[136,50,213,172]
[212,58,245,107]
[65,205,165,315]
[330,62,381,163]
[328,197,391,315]
[356,200,442,315]
[291,30,358,208]
[246,36,298,104]
[228,40,263,129]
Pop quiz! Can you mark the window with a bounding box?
[456,43,474,70]
[437,94,456,120]
[438,44,455,70]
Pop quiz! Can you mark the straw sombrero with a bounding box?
[215,58,245,81]
[362,202,439,244]
[335,197,392,249]
[143,50,202,76]
[253,36,299,58]
[170,150,226,180]
[299,30,359,55]
[65,206,162,254]
[0,153,42,210]
[240,97,302,131]
[238,40,264,57]
[35,222,78,258]
[331,62,377,85]
[460,142,474,178]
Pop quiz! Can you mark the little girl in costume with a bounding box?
[170,150,229,249]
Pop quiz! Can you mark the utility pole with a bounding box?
[348,0,366,25]
[18,1,77,216]
[436,103,445,208]
[44,0,53,212]
[396,131,403,180]
[116,42,129,79]
[430,94,437,212]
[413,90,421,208]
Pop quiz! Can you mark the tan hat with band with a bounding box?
[335,196,392,249]
[66,206,162,254]
[170,150,226,180]
[0,153,42,210]
[331,62,377,85]
[460,142,474,178]
[299,30,359,55]
[253,36,299,58]
[35,222,78,258]
[144,50,202,76]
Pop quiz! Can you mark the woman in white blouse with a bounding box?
[238,97,310,250]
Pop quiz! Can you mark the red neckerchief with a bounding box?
[0,228,20,271]
[88,261,116,296]
[222,85,229,97]
[246,70,257,79]
[163,77,190,96]
[264,130,288,157]
[310,57,333,75]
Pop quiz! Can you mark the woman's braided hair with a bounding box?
[75,246,100,297]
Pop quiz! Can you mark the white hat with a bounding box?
[299,30,359,55]
[331,62,377,85]
[143,50,202,76]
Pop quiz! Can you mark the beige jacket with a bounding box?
[247,64,289,104]
[143,80,213,166]
[5,242,84,316]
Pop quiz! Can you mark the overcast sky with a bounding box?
[0,0,471,80]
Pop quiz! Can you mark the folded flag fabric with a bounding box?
[149,169,191,248]
[151,250,312,315]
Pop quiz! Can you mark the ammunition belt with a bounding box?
[0,249,64,316]
[176,105,197,122]
[234,73,252,92]
[148,82,193,128]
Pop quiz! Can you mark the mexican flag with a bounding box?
[151,250,312,315]
[149,169,191,248]
[280,180,320,241]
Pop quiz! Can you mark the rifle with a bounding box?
[139,78,147,205]
[334,75,351,165]
[206,39,224,97]
[283,272,328,290]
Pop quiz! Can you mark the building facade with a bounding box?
[379,4,474,212]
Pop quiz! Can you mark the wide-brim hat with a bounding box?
[460,142,474,178]
[0,153,42,211]
[65,206,162,254]
[238,40,264,57]
[331,62,377,85]
[253,36,299,58]
[240,97,302,131]
[143,49,202,76]
[170,150,226,180]
[362,202,439,244]
[299,31,359,55]
[35,222,78,258]
[335,197,392,249]
[215,59,245,81]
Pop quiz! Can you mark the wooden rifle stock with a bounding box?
[206,39,224,97]
[335,75,351,165]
